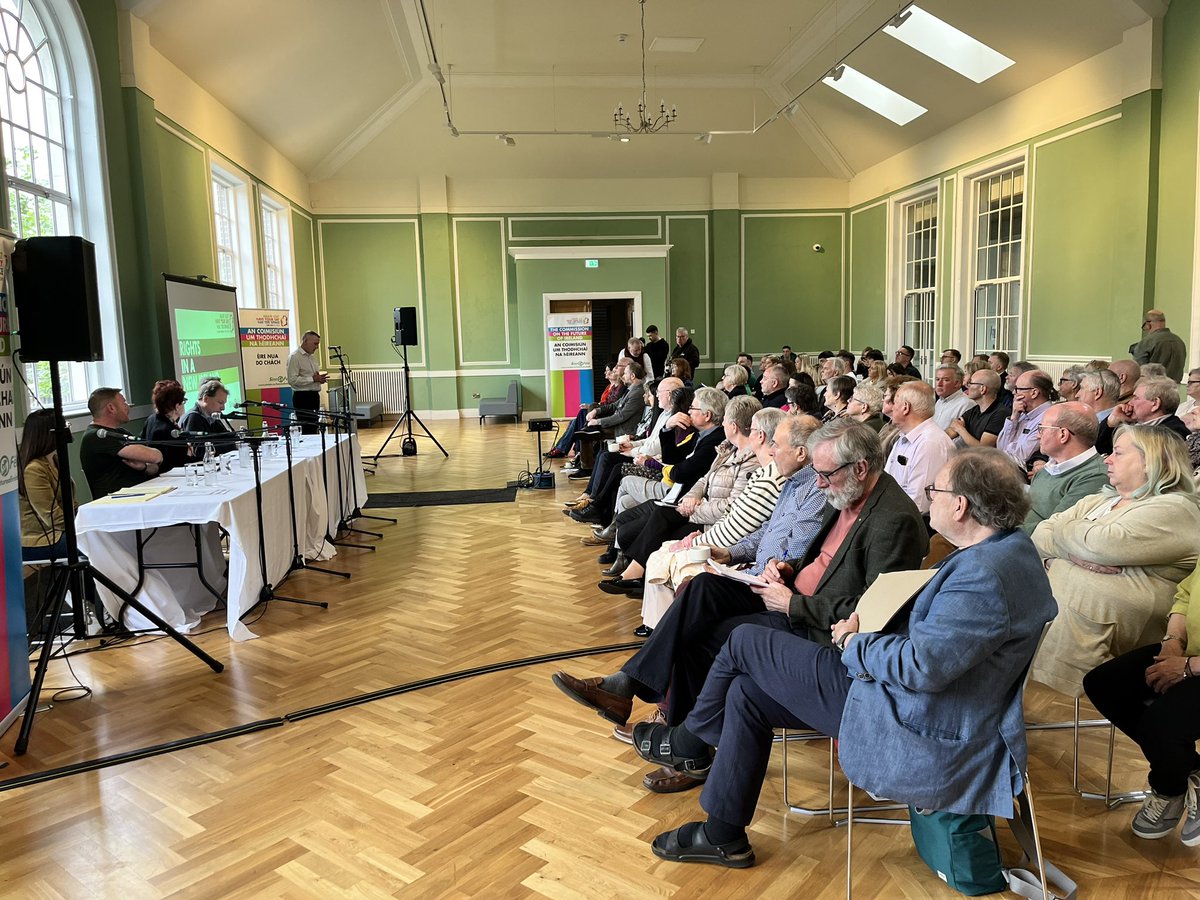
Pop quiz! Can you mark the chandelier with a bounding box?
[613,0,677,134]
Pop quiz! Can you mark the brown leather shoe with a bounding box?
[580,531,611,546]
[643,764,707,793]
[613,707,667,744]
[551,671,632,726]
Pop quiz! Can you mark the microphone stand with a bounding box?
[17,363,224,755]
[322,394,393,527]
[314,414,373,554]
[241,434,328,616]
[323,406,384,541]
[331,348,376,476]
[276,422,350,581]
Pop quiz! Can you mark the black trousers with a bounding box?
[585,449,625,521]
[620,571,790,725]
[292,390,321,434]
[1084,644,1200,796]
[618,501,692,567]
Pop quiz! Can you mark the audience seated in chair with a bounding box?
[1030,424,1200,696]
[947,369,1007,449]
[844,383,884,432]
[996,369,1056,470]
[18,409,76,562]
[614,448,1055,868]
[552,420,927,794]
[599,395,764,596]
[1096,374,1190,456]
[1084,558,1200,846]
[932,364,975,430]
[883,380,955,516]
[1022,402,1110,533]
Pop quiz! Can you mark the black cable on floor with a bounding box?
[0,640,643,792]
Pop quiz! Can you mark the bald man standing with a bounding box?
[1131,309,1187,383]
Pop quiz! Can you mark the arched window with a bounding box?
[0,0,122,410]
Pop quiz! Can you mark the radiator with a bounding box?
[1025,357,1107,383]
[348,368,408,413]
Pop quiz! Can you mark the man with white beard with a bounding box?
[551,420,927,793]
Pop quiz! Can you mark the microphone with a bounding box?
[235,400,262,409]
[95,429,137,441]
[328,345,342,351]
[224,411,251,420]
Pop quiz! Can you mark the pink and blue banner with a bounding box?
[547,312,593,418]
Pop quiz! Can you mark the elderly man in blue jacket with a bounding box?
[632,447,1058,868]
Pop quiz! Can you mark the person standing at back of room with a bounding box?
[644,325,669,379]
[1131,309,1187,383]
[289,330,328,435]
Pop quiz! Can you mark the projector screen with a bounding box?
[165,275,245,409]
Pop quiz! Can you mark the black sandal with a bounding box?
[632,722,711,773]
[651,822,755,868]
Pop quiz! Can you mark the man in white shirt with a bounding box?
[884,380,955,515]
[1077,368,1121,423]
[288,330,327,434]
[932,364,975,430]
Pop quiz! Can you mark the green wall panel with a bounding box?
[742,214,844,354]
[513,256,667,409]
[453,218,509,364]
[849,204,886,352]
[1027,120,1125,357]
[711,209,740,366]
[666,216,710,365]
[509,216,661,241]
[319,220,422,367]
[1155,0,1200,335]
[292,211,319,336]
[155,127,214,284]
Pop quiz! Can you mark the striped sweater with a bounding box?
[695,459,786,548]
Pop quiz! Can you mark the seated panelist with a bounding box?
[180,378,238,453]
[141,378,192,471]
[79,387,163,499]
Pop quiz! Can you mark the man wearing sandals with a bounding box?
[632,449,1055,867]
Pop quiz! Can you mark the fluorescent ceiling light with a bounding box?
[884,5,1014,84]
[822,64,926,126]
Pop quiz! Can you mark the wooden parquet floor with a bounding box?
[1,420,1198,897]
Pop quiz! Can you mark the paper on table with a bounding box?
[854,569,937,634]
[96,485,178,504]
[704,560,769,587]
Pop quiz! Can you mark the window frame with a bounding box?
[886,180,939,380]
[1,0,127,415]
[258,188,295,328]
[209,156,257,307]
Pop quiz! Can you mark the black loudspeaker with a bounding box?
[12,236,103,363]
[393,306,418,347]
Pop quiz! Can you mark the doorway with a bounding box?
[544,291,642,409]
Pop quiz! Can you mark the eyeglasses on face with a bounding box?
[812,460,854,482]
[923,484,957,502]
[1012,386,1039,393]
[1034,423,1074,435]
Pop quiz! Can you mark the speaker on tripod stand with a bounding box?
[370,306,448,461]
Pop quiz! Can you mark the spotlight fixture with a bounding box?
[695,133,712,144]
[496,134,516,147]
[613,0,678,134]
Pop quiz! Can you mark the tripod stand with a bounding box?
[372,339,448,461]
[276,423,349,581]
[16,363,224,755]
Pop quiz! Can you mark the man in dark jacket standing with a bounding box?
[671,327,701,376]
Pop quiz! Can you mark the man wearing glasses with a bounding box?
[1023,402,1110,533]
[996,370,1056,468]
[1131,309,1187,383]
[551,420,927,787]
[947,369,1007,448]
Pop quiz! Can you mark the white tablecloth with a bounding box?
[75,433,368,641]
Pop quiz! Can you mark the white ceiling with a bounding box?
[123,0,1162,183]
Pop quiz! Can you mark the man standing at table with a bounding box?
[288,330,327,435]
[79,387,163,498]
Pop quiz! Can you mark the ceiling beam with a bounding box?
[763,82,854,181]
[1107,0,1169,24]
[445,73,760,91]
[763,0,882,88]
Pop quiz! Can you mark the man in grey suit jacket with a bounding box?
[586,361,645,438]
[630,448,1056,868]
[552,421,928,766]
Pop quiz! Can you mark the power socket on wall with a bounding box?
[471,392,481,399]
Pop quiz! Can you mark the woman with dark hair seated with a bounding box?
[782,381,822,417]
[141,379,191,471]
[669,357,693,388]
[1084,560,1200,846]
[822,375,856,421]
[19,409,76,561]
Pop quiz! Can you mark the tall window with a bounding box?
[210,162,256,305]
[971,165,1024,359]
[1,0,86,406]
[901,194,937,379]
[259,194,293,315]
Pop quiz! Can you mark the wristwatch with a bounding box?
[835,632,852,652]
[1161,634,1185,646]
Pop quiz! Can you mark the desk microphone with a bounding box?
[234,400,261,409]
[94,429,137,441]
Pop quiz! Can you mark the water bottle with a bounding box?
[237,430,250,469]
[203,441,218,486]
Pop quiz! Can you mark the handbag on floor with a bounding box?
[908,807,1007,896]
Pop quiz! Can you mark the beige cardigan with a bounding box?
[681,443,761,526]
[1030,491,1200,696]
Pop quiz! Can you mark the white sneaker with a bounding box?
[1181,770,1200,847]
[1132,788,1185,840]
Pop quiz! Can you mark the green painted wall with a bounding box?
[155,127,214,283]
[666,215,710,365]
[849,204,886,351]
[742,213,844,353]
[1155,0,1200,335]
[292,211,319,335]
[453,218,509,365]
[711,209,740,365]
